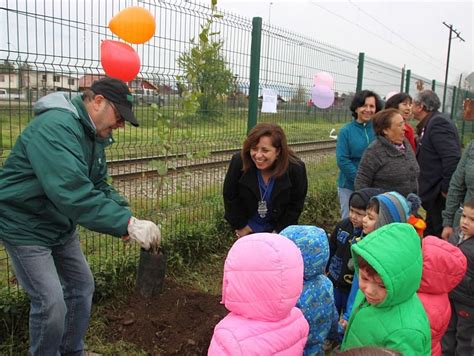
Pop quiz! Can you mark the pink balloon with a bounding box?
[313,72,334,89]
[311,85,335,109]
[386,91,399,101]
[100,40,141,82]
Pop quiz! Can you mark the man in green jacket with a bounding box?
[0,77,160,355]
[341,223,431,355]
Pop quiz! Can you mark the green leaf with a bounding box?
[156,162,168,177]
[211,0,217,6]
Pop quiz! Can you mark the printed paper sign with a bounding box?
[262,88,278,113]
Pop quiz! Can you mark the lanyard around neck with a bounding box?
[257,171,275,201]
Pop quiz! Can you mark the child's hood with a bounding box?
[221,233,304,321]
[352,223,423,308]
[419,235,467,294]
[280,225,329,279]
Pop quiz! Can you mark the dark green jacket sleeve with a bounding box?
[442,141,472,227]
[26,116,131,237]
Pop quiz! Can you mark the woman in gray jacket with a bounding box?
[355,108,419,197]
[441,140,474,240]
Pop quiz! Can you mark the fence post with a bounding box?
[460,89,466,144]
[247,17,262,133]
[400,67,405,93]
[356,52,365,93]
[451,86,457,120]
[432,80,436,91]
[404,69,411,94]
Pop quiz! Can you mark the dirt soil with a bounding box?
[104,279,227,355]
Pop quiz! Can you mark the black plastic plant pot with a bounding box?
[135,248,167,298]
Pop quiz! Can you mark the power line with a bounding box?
[309,1,463,79]
[347,0,455,69]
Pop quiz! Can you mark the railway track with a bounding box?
[108,140,336,180]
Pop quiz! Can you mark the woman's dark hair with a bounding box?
[372,108,402,137]
[241,123,298,178]
[350,90,383,119]
[384,92,412,110]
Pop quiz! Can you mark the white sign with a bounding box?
[261,88,278,113]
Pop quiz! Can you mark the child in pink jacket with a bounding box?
[417,236,467,356]
[208,233,309,355]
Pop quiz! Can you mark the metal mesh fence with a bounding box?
[0,0,473,297]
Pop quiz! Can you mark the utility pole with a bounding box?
[442,22,465,112]
[265,2,273,82]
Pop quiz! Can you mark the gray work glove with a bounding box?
[126,217,161,251]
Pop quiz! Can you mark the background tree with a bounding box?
[0,60,15,74]
[177,0,234,119]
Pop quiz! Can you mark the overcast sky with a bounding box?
[213,0,473,87]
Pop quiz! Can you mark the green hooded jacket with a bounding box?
[0,93,131,246]
[341,223,431,356]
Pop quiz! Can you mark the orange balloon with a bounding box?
[109,7,155,44]
[100,40,141,82]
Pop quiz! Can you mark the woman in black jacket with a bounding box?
[223,123,308,238]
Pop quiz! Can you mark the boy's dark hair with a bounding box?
[357,255,379,278]
[464,197,474,210]
[349,188,385,210]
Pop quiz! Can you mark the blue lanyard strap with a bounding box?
[257,171,275,202]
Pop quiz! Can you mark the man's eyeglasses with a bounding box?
[106,100,125,124]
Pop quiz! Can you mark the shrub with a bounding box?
[299,173,340,233]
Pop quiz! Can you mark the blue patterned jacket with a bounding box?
[281,225,339,356]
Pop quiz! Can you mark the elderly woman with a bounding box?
[336,90,383,219]
[223,123,308,238]
[355,108,419,197]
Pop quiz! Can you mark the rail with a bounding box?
[108,140,337,180]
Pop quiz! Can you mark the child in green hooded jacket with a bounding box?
[341,223,431,356]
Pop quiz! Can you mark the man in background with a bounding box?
[413,90,461,237]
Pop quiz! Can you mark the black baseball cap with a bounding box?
[90,77,139,127]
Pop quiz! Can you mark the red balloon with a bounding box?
[100,40,140,82]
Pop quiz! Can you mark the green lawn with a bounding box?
[1,104,350,161]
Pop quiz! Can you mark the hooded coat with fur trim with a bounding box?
[208,233,309,355]
[341,223,431,356]
[417,236,467,356]
[281,225,339,356]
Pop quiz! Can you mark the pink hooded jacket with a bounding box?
[208,233,309,355]
[417,236,467,356]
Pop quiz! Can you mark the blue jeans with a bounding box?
[337,187,353,220]
[333,287,349,316]
[3,232,94,356]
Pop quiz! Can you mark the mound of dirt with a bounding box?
[104,279,227,355]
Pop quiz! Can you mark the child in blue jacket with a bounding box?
[327,188,384,315]
[281,225,339,355]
